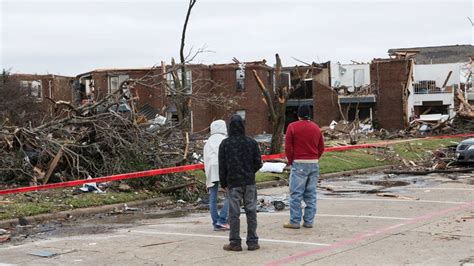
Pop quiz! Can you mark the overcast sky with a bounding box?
[1,0,472,76]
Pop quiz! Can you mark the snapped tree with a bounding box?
[252,54,289,154]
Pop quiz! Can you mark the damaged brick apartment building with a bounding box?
[7,73,75,118]
[74,60,334,135]
[10,44,473,135]
[331,44,473,130]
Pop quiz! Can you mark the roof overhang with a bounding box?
[338,95,376,104]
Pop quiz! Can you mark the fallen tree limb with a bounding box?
[157,181,195,193]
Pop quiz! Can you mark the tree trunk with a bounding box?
[177,0,196,133]
[252,53,288,155]
[270,104,286,154]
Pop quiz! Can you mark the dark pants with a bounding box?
[228,184,258,246]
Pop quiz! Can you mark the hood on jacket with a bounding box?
[210,120,227,136]
[229,114,245,137]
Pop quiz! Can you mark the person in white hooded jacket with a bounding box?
[204,120,230,231]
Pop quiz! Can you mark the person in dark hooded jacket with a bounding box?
[219,115,262,251]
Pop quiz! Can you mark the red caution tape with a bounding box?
[1,133,473,195]
[0,164,204,195]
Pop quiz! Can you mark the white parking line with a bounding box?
[129,230,330,246]
[403,187,474,191]
[318,197,467,204]
[317,214,411,220]
[259,212,412,220]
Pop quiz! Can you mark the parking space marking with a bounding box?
[259,212,412,220]
[266,201,474,266]
[318,197,467,205]
[129,230,330,246]
[403,187,474,191]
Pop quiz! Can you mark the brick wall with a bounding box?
[188,66,213,133]
[51,76,74,103]
[11,73,74,108]
[209,65,273,135]
[370,59,410,130]
[313,80,340,126]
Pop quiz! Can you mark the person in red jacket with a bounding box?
[283,105,324,229]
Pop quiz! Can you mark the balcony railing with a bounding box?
[414,87,453,94]
[414,81,452,94]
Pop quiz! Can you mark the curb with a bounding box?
[0,196,172,228]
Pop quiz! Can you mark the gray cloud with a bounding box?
[1,0,472,76]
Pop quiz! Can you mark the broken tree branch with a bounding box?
[252,69,277,121]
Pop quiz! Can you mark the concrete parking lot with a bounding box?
[1,173,473,265]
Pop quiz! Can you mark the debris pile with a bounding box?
[405,114,452,134]
[405,89,474,135]
[322,118,375,144]
[384,143,474,175]
[456,88,474,120]
[0,93,202,193]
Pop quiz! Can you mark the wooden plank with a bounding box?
[43,148,64,184]
[442,71,453,88]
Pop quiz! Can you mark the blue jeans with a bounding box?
[209,181,229,228]
[289,162,319,225]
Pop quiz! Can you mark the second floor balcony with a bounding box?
[414,80,454,94]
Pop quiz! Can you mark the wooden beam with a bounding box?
[43,148,64,185]
[442,71,453,88]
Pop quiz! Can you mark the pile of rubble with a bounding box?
[0,93,203,195]
[322,118,379,144]
[405,89,474,135]
[385,143,473,175]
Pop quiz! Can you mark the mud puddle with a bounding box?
[318,173,442,197]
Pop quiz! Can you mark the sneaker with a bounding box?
[302,223,313,228]
[214,224,230,231]
[217,223,230,230]
[248,243,260,251]
[223,244,242,251]
[283,223,300,229]
[213,226,226,231]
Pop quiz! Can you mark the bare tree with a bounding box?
[252,54,289,154]
[174,0,197,131]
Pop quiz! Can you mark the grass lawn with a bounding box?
[392,138,461,161]
[319,149,389,174]
[320,137,462,174]
[0,190,161,220]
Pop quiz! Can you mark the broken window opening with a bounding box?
[236,64,245,91]
[20,80,42,101]
[166,69,192,95]
[235,110,246,121]
[108,75,129,94]
[353,69,365,90]
[348,106,371,121]
[289,79,313,99]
